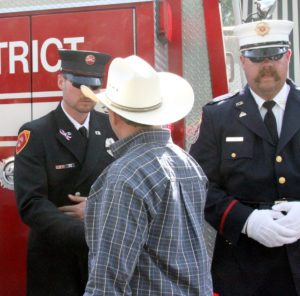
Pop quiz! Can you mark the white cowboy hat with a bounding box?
[80,55,194,125]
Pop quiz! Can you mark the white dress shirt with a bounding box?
[250,83,290,136]
[61,101,90,136]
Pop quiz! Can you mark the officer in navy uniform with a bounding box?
[14,49,116,296]
[190,20,300,296]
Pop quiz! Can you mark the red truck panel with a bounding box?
[0,3,154,295]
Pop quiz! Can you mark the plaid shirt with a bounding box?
[84,129,212,295]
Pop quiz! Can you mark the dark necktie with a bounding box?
[263,101,278,144]
[78,126,88,139]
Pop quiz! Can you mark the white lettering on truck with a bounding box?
[0,36,84,74]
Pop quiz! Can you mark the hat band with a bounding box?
[62,68,102,78]
[240,41,289,50]
[105,93,162,112]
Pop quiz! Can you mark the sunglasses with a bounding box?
[247,53,284,63]
[71,81,100,91]
[63,74,101,91]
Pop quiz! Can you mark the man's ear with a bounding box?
[240,55,246,64]
[108,110,123,139]
[286,48,292,60]
[57,73,65,90]
[108,110,122,129]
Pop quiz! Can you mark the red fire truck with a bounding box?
[2,0,300,294]
[1,0,279,294]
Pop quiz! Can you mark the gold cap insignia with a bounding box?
[255,22,270,36]
[85,54,96,65]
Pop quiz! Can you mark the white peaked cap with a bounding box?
[234,20,293,50]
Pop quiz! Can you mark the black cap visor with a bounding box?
[63,73,101,88]
[242,47,288,58]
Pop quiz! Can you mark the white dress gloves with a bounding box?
[244,208,299,248]
[272,202,300,238]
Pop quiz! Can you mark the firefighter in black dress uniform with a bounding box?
[14,49,116,296]
[190,19,300,296]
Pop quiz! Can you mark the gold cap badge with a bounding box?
[255,22,270,36]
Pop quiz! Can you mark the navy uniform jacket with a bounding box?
[14,104,116,296]
[190,80,300,295]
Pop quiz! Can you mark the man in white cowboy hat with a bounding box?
[81,55,213,295]
[190,18,300,295]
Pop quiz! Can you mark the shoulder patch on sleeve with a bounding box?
[16,130,31,155]
[206,90,240,106]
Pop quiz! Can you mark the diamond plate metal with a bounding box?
[182,0,212,152]
[182,0,216,261]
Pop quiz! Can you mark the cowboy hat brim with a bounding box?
[81,72,194,126]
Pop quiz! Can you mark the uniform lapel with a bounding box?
[277,86,300,152]
[76,110,108,186]
[235,86,274,145]
[54,104,87,164]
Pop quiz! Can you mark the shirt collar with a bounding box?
[250,82,290,111]
[111,128,172,159]
[61,101,90,130]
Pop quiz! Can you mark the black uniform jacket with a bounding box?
[14,104,115,296]
[190,80,300,295]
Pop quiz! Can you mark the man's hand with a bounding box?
[245,209,298,247]
[273,202,300,239]
[58,194,86,221]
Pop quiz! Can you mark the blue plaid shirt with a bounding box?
[84,129,212,295]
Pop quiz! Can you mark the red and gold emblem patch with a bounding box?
[16,130,31,155]
[255,22,270,36]
[85,54,96,65]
